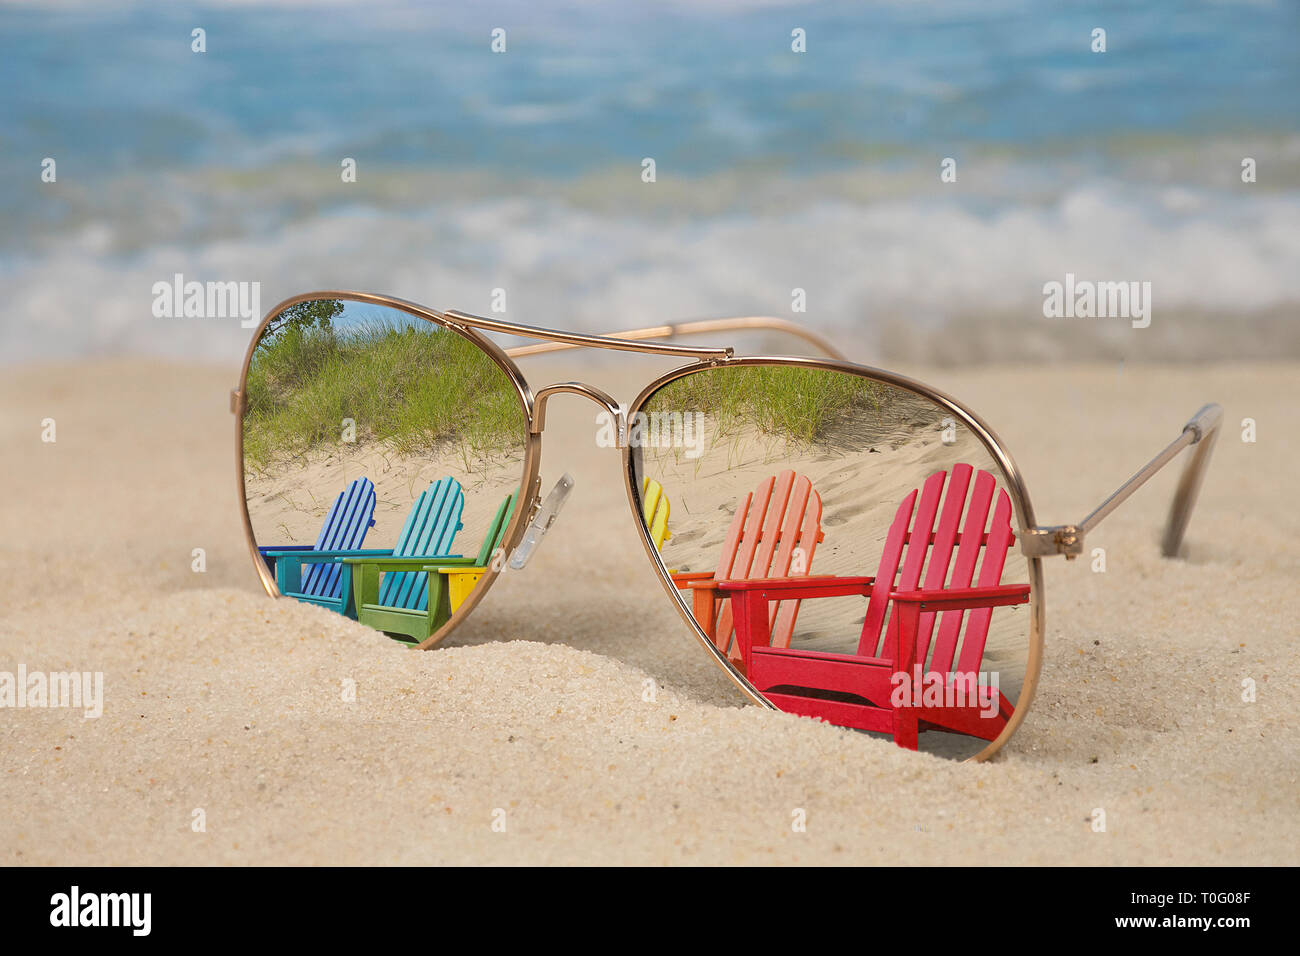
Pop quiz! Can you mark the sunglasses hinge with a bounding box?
[1020,525,1084,559]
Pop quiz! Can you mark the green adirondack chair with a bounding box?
[347,488,520,645]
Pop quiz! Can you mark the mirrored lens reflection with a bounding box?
[241,298,527,644]
[634,365,1033,760]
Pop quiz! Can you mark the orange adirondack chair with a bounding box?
[670,470,825,665]
[718,463,1029,750]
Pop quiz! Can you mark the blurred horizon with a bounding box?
[1,0,1297,365]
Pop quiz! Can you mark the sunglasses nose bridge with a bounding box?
[530,381,627,447]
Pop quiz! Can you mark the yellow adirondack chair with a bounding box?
[435,490,519,614]
[643,477,671,552]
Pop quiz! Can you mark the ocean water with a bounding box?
[1,0,1297,364]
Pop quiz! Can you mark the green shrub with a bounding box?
[643,365,882,444]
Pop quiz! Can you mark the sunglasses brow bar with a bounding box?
[1021,403,1223,560]
[489,315,848,361]
[444,310,732,359]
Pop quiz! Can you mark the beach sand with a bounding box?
[2,356,1296,865]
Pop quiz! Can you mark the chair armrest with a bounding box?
[271,548,394,599]
[281,548,393,562]
[338,554,462,568]
[890,584,1030,611]
[723,576,877,671]
[427,557,482,569]
[430,565,488,575]
[258,544,313,572]
[886,585,1030,674]
[669,570,713,587]
[717,575,874,598]
[347,554,462,612]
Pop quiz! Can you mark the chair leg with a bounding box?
[893,708,920,750]
[692,587,718,646]
[426,572,453,632]
[729,589,774,676]
[891,601,923,750]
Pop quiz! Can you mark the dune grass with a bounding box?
[643,365,883,444]
[243,320,523,469]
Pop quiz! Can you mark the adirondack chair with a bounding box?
[332,477,466,632]
[258,477,387,618]
[642,477,671,552]
[670,470,825,666]
[432,488,521,615]
[718,464,1030,750]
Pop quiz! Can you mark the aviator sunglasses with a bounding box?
[232,292,1222,761]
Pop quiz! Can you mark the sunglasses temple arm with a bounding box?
[503,316,848,361]
[1021,403,1223,560]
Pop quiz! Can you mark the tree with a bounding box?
[264,299,345,339]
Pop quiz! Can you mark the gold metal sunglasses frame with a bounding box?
[232,291,1223,761]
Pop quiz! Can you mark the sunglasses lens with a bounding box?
[633,364,1035,760]
[241,298,527,644]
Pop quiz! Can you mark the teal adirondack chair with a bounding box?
[324,476,467,626]
[347,487,520,644]
[258,477,387,617]
[271,476,465,620]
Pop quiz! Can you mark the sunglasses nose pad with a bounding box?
[508,473,576,569]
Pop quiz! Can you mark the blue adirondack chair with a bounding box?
[279,477,467,620]
[258,477,383,615]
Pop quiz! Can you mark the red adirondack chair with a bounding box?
[717,464,1030,750]
[670,470,825,666]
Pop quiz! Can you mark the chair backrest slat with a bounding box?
[712,476,774,645]
[722,475,776,581]
[641,478,660,522]
[378,478,464,611]
[769,475,810,576]
[880,470,946,658]
[302,477,376,598]
[927,470,995,672]
[913,463,972,663]
[713,492,752,581]
[857,489,917,657]
[642,478,671,550]
[751,471,795,578]
[761,476,810,642]
[956,490,1015,674]
[474,490,519,567]
[769,485,824,648]
[704,477,769,652]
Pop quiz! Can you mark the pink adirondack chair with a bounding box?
[670,470,825,666]
[718,464,1030,750]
